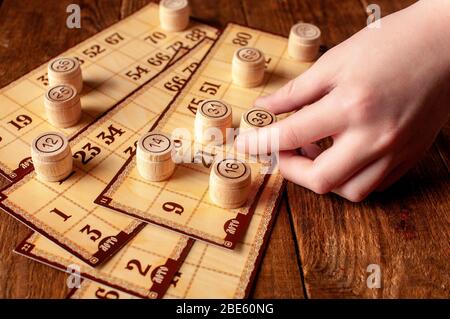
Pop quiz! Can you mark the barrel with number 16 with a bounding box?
[209,157,252,209]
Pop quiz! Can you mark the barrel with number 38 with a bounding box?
[239,107,277,133]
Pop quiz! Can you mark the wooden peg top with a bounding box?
[31,131,71,162]
[44,84,79,108]
[159,0,190,15]
[137,132,174,162]
[197,99,232,124]
[47,57,81,79]
[211,158,251,189]
[233,47,265,69]
[289,22,321,46]
[241,107,276,129]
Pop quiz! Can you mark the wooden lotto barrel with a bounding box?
[209,157,252,209]
[136,132,176,181]
[31,132,73,182]
[239,107,277,133]
[44,84,81,128]
[47,57,83,93]
[232,47,265,88]
[288,22,321,62]
[159,0,190,32]
[195,99,233,145]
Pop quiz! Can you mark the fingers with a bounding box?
[333,156,394,202]
[255,63,332,114]
[236,93,344,154]
[277,151,315,189]
[278,140,404,200]
[276,145,323,189]
[303,134,379,194]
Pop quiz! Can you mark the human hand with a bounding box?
[236,0,450,202]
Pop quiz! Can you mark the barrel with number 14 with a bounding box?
[136,132,176,181]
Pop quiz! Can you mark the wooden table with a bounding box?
[0,0,448,299]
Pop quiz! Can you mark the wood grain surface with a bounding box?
[0,0,448,299]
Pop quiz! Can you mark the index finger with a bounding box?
[236,93,344,154]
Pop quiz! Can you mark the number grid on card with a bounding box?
[0,2,218,186]
[1,38,217,267]
[165,175,284,298]
[16,23,300,299]
[16,225,194,299]
[96,23,312,249]
[61,172,284,298]
[66,279,140,299]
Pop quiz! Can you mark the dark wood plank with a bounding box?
[121,0,247,29]
[120,0,154,18]
[189,0,247,28]
[0,230,68,298]
[252,195,305,299]
[284,0,449,299]
[241,0,367,48]
[242,0,295,36]
[436,123,450,170]
[0,0,123,88]
[288,144,450,298]
[289,0,367,48]
[360,0,417,15]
